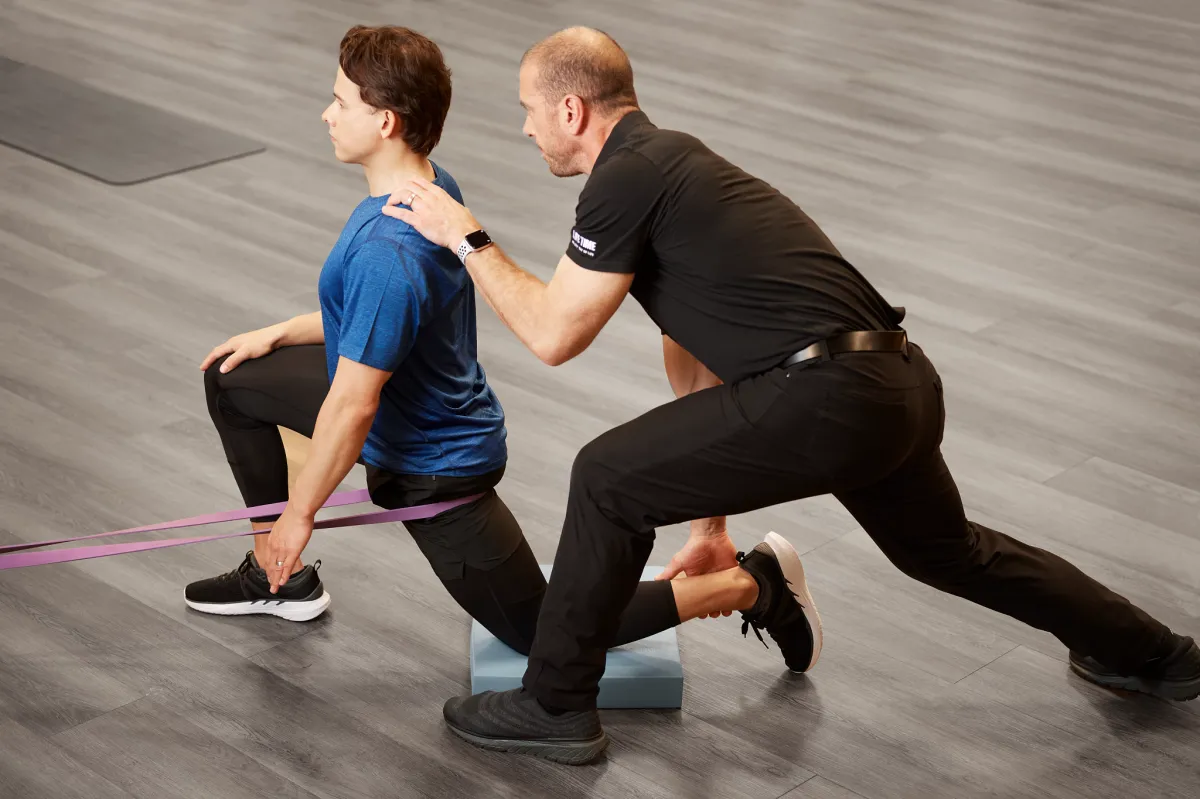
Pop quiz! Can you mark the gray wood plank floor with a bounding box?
[2,0,1199,796]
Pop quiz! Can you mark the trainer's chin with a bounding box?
[546,159,580,178]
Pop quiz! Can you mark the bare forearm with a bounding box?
[663,335,722,397]
[288,392,375,518]
[662,336,727,537]
[676,365,722,397]
[275,311,325,347]
[386,178,634,365]
[462,245,564,362]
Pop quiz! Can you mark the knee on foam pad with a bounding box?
[469,565,684,709]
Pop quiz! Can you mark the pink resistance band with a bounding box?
[0,489,483,570]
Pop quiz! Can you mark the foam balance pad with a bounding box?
[470,566,683,709]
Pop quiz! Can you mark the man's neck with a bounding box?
[581,107,640,175]
[362,147,436,197]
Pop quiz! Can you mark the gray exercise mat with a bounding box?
[0,57,265,185]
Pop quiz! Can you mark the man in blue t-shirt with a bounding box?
[181,26,523,623]
[317,167,507,479]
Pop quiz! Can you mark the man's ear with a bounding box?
[561,94,587,136]
[380,108,402,140]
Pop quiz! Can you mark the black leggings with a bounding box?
[204,344,680,654]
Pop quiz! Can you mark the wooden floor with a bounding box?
[2,0,1199,796]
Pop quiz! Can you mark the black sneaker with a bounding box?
[184,551,331,622]
[1069,635,1200,701]
[738,532,823,673]
[442,688,607,765]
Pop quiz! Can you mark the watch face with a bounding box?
[465,230,492,249]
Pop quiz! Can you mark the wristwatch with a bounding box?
[455,229,494,264]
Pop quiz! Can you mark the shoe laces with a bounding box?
[216,553,320,584]
[736,550,770,650]
[741,618,768,648]
[216,551,257,584]
[736,549,805,656]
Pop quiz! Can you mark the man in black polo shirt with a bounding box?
[387,27,1199,764]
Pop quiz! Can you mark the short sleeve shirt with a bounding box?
[565,111,903,383]
[318,163,507,476]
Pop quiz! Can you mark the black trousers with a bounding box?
[524,342,1171,710]
[203,344,679,654]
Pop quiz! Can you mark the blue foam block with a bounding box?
[469,566,683,709]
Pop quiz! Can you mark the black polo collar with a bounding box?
[594,110,653,169]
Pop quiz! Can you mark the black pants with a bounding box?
[524,342,1171,710]
[203,344,679,654]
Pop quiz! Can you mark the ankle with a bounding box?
[731,566,760,611]
[249,548,304,574]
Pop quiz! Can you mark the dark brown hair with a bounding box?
[522,28,638,115]
[339,25,452,156]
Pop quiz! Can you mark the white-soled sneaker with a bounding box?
[184,551,331,622]
[737,532,823,672]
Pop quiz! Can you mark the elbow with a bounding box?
[532,317,601,366]
[353,393,382,421]
[535,344,571,367]
[330,391,380,423]
[353,401,380,423]
[532,336,575,367]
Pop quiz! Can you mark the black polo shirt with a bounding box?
[565,110,903,383]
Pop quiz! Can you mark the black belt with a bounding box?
[781,330,909,368]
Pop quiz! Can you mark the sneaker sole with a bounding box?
[185,591,332,622]
[1069,661,1200,702]
[445,723,609,765]
[764,531,823,672]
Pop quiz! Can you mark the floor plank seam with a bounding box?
[47,690,155,741]
[799,527,859,559]
[775,774,816,799]
[1037,452,1097,486]
[823,630,967,688]
[953,643,1021,685]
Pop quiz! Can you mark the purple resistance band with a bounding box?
[0,490,482,570]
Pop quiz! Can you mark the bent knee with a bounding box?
[569,432,632,496]
[203,357,229,398]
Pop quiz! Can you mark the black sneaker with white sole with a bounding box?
[443,688,607,765]
[1069,634,1200,702]
[737,532,823,673]
[184,551,331,622]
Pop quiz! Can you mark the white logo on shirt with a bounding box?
[571,230,597,256]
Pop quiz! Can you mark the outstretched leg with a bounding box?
[837,446,1184,684]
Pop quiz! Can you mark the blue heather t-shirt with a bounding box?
[317,162,507,476]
